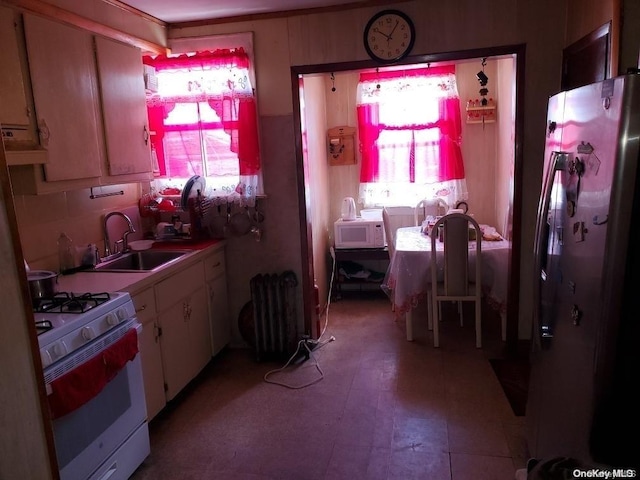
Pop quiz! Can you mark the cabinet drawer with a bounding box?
[155,262,204,311]
[204,249,226,281]
[132,287,156,324]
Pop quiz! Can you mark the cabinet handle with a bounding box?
[136,304,147,312]
[211,262,221,268]
[143,125,149,145]
[38,118,50,146]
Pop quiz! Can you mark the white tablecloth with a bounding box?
[382,226,511,319]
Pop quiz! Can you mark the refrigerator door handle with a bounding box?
[532,151,569,350]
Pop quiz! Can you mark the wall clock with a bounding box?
[363,10,415,63]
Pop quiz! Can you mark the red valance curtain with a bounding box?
[143,48,260,177]
[356,65,464,184]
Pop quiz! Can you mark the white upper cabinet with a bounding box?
[0,6,30,127]
[23,14,103,182]
[94,36,152,176]
[9,13,153,194]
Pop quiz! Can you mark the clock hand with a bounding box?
[388,20,399,39]
[373,27,390,40]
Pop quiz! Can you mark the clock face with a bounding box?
[363,10,415,63]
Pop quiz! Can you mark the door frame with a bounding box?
[291,43,526,353]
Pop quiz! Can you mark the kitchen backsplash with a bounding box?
[14,182,145,272]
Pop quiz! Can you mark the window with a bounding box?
[144,48,261,206]
[356,65,467,208]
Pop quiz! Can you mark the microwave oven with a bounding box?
[334,218,386,249]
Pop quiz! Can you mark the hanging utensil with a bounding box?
[250,225,262,242]
[252,200,265,224]
[222,202,232,238]
[210,203,227,239]
[230,205,252,236]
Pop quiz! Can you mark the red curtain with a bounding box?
[143,49,260,176]
[357,65,464,184]
[357,102,381,182]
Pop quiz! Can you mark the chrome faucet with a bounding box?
[103,211,136,258]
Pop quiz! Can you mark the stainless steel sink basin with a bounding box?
[92,250,190,272]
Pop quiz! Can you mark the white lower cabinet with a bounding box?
[131,246,227,416]
[132,287,165,421]
[208,275,230,356]
[204,250,230,356]
[155,261,211,401]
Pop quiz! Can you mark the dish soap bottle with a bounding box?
[57,232,75,273]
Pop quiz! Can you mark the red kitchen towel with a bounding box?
[48,329,139,419]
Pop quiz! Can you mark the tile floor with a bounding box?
[131,293,529,480]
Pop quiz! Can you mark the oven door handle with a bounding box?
[96,462,118,480]
[46,327,140,419]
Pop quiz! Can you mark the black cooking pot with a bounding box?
[27,270,58,305]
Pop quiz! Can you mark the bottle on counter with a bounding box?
[80,243,99,267]
[57,232,75,273]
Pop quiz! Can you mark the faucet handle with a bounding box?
[113,239,124,254]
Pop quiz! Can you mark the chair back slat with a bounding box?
[443,216,470,295]
[429,211,483,348]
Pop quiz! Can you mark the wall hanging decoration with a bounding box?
[327,126,356,165]
[465,57,497,125]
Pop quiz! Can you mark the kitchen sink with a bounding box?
[92,249,190,272]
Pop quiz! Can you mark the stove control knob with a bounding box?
[52,341,67,359]
[106,313,120,326]
[40,349,52,368]
[81,326,96,341]
[116,308,128,321]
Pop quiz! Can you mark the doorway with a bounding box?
[291,44,525,353]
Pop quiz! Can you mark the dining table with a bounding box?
[382,225,511,341]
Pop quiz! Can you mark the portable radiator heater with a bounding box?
[249,271,298,361]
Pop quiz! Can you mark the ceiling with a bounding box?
[120,0,370,24]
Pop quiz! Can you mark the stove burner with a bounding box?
[34,292,112,314]
[35,320,53,335]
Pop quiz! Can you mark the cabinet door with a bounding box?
[0,6,30,126]
[158,300,193,401]
[188,286,212,374]
[23,14,102,181]
[138,318,166,420]
[132,288,165,420]
[208,275,230,356]
[94,36,152,176]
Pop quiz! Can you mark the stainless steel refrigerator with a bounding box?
[528,73,640,469]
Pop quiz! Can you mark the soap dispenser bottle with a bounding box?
[57,232,75,273]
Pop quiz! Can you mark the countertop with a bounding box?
[56,239,225,296]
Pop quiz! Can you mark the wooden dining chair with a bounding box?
[428,212,482,348]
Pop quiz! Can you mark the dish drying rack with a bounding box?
[140,192,213,240]
[185,193,213,240]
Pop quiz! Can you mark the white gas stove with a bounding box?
[35,291,136,370]
[34,290,150,480]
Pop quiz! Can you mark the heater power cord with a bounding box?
[263,247,338,389]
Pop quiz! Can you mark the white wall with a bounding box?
[301,75,331,322]
[496,56,517,239]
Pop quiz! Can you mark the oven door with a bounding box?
[46,322,149,480]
